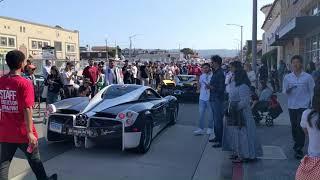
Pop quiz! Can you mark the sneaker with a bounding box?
[48,174,57,180]
[212,143,222,148]
[208,134,215,141]
[206,128,213,135]
[209,138,219,143]
[193,129,205,135]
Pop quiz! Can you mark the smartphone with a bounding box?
[27,144,34,153]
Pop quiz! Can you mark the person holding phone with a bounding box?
[0,50,57,180]
[194,63,213,136]
[62,62,76,99]
[283,55,315,159]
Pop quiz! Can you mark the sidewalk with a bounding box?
[241,93,301,180]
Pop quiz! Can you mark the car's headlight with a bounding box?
[116,110,139,127]
[45,104,56,118]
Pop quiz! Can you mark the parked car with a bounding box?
[159,79,176,96]
[44,84,179,153]
[173,75,199,98]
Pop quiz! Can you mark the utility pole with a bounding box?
[179,44,182,61]
[252,0,258,73]
[240,25,243,62]
[227,24,244,62]
[115,41,119,60]
[129,37,132,61]
[105,38,109,61]
[129,34,139,61]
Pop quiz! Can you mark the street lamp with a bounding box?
[227,24,244,62]
[129,34,141,61]
[233,39,241,56]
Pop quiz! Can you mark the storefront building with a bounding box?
[0,16,80,61]
[271,0,320,68]
[261,0,282,67]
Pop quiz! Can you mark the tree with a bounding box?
[180,48,195,59]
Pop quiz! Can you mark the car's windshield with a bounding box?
[177,76,195,82]
[102,85,139,99]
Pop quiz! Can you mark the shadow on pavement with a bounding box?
[13,137,74,162]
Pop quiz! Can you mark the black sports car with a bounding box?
[44,84,179,153]
[173,75,199,98]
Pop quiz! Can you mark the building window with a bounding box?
[8,38,15,47]
[54,41,62,51]
[67,44,75,52]
[31,40,37,49]
[23,27,26,33]
[38,41,43,49]
[305,34,320,66]
[20,26,22,32]
[0,37,7,46]
[43,42,49,47]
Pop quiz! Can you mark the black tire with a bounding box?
[135,119,153,153]
[169,106,178,125]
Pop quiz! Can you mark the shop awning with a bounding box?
[269,34,286,46]
[278,16,320,40]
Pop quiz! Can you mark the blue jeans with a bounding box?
[47,91,59,104]
[210,99,224,143]
[199,100,213,129]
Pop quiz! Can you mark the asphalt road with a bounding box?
[7,101,227,180]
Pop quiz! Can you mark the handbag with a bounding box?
[226,101,246,127]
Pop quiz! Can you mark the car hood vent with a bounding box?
[94,112,117,119]
[57,109,80,114]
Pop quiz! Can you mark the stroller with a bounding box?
[252,94,283,127]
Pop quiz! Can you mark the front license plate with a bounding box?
[69,128,94,137]
[49,122,63,133]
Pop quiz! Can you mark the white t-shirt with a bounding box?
[300,109,320,157]
[62,70,74,86]
[247,70,256,86]
[199,73,212,101]
[131,66,138,78]
[225,72,233,94]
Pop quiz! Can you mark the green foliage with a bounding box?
[180,48,195,59]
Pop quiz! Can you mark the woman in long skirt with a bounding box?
[223,61,262,163]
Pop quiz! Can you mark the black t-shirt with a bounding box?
[122,65,132,82]
[45,75,63,93]
[140,66,149,78]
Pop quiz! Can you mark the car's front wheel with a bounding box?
[169,106,178,125]
[135,120,153,153]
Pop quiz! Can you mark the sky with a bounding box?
[0,0,274,50]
